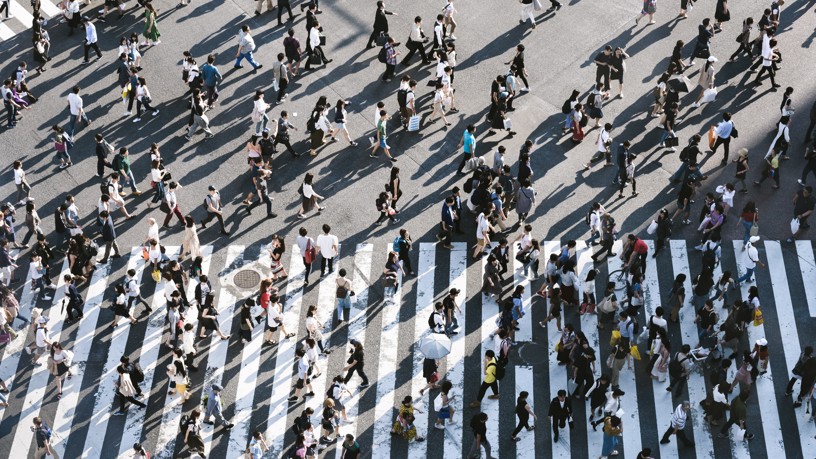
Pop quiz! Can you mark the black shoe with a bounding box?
[268,213,278,218]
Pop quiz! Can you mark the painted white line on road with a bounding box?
[478,244,499,456]
[116,246,180,457]
[576,244,603,459]
[513,243,533,343]
[153,246,214,458]
[370,246,403,459]
[51,257,114,459]
[795,241,816,318]
[442,242,466,452]
[407,243,434,457]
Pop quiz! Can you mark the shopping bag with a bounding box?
[708,125,717,149]
[791,217,800,235]
[555,340,562,352]
[151,269,162,283]
[701,87,718,103]
[610,330,621,347]
[407,115,420,132]
[533,0,543,11]
[665,136,679,148]
[753,307,764,326]
[503,119,513,130]
[567,378,578,395]
[376,32,389,47]
[606,353,615,369]
[647,220,658,235]
[750,223,759,237]
[630,345,642,361]
[141,246,150,261]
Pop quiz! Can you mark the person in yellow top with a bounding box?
[469,350,501,408]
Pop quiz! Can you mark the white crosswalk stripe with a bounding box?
[2,240,816,458]
[0,0,61,41]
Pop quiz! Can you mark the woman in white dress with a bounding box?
[181,215,201,260]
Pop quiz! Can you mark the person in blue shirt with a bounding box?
[200,54,223,108]
[456,124,477,174]
[437,196,455,249]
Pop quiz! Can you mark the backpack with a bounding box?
[489,361,506,380]
[462,177,474,194]
[326,383,337,399]
[54,209,66,234]
[702,243,719,269]
[130,362,145,383]
[668,353,688,378]
[428,311,439,330]
[88,240,99,257]
[39,423,53,441]
[584,208,593,226]
[100,179,113,196]
[179,414,191,434]
[561,98,572,114]
[377,46,388,64]
[397,88,408,108]
[498,339,511,367]
[392,236,403,253]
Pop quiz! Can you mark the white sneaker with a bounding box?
[691,103,700,108]
[521,87,530,92]
[123,111,131,117]
[132,118,141,123]
[434,423,445,430]
[152,110,160,116]
[43,295,52,301]
[449,34,457,40]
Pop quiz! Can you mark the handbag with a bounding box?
[319,35,326,47]
[606,353,615,369]
[750,219,759,237]
[407,115,420,132]
[791,217,800,235]
[304,240,316,265]
[597,295,616,314]
[151,269,162,283]
[708,125,717,149]
[665,136,679,148]
[376,32,388,46]
[160,201,170,213]
[309,52,322,66]
[753,306,764,326]
[141,246,150,261]
[646,220,658,235]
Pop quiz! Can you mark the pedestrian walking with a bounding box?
[635,0,657,25]
[600,414,623,458]
[162,181,184,227]
[182,409,206,458]
[660,401,695,446]
[32,417,59,459]
[200,186,228,234]
[66,85,91,139]
[140,2,161,47]
[467,412,494,459]
[469,350,501,407]
[548,389,573,443]
[114,365,147,415]
[403,16,430,66]
[81,16,102,64]
[305,20,332,71]
[342,339,369,388]
[370,109,397,162]
[366,1,397,49]
[185,89,214,141]
[97,211,121,263]
[204,383,234,429]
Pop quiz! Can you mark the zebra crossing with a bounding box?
[0,0,63,41]
[0,238,815,458]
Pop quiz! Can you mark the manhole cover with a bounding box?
[517,343,548,365]
[233,269,262,290]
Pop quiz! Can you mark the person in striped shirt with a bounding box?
[659,401,694,446]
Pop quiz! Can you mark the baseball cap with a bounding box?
[208,185,216,191]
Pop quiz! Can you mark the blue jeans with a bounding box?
[335,295,351,319]
[659,129,674,145]
[235,51,261,69]
[67,112,90,138]
[122,169,138,192]
[710,286,728,306]
[445,315,459,334]
[564,114,572,129]
[741,220,752,246]
[587,230,599,245]
[153,180,165,203]
[255,113,269,135]
[602,433,619,455]
[737,267,755,284]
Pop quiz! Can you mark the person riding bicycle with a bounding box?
[621,234,648,278]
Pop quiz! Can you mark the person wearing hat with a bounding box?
[82,16,102,64]
[736,236,764,285]
[443,288,462,334]
[27,316,51,365]
[660,401,694,446]
[691,56,717,110]
[787,185,814,242]
[200,185,228,235]
[734,147,750,192]
[204,383,234,429]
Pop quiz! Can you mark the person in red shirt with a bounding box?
[624,234,648,276]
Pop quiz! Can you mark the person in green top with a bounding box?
[112,148,142,195]
[340,433,361,459]
[469,350,500,407]
[369,109,397,162]
[142,2,161,47]
[718,390,754,439]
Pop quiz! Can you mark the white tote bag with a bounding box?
[701,87,718,104]
[647,220,658,235]
[407,115,420,132]
[533,0,544,11]
[791,217,800,235]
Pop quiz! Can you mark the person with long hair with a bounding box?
[267,235,288,280]
[140,2,161,47]
[181,215,201,260]
[333,99,358,146]
[297,173,326,218]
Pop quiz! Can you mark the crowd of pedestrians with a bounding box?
[2,0,816,458]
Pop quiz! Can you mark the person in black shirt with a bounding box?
[788,186,814,242]
[467,412,493,459]
[594,46,613,90]
[688,18,715,66]
[366,1,396,48]
[671,176,698,224]
[246,167,277,218]
[185,89,214,141]
[342,340,369,387]
[275,111,300,157]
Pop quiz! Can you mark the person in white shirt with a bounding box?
[125,267,152,313]
[288,348,314,401]
[64,0,81,35]
[82,16,102,64]
[736,235,764,284]
[234,25,262,71]
[753,36,780,89]
[162,182,184,227]
[403,16,430,65]
[12,160,31,205]
[316,224,339,276]
[133,77,159,122]
[297,173,326,219]
[66,85,90,139]
[660,401,693,446]
[144,217,160,246]
[442,0,458,40]
[304,20,332,71]
[710,111,735,164]
[296,227,316,286]
[586,123,614,170]
[766,115,791,159]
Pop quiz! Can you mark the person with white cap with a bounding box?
[690,56,717,108]
[27,316,51,365]
[736,236,764,285]
[204,383,234,429]
[752,338,770,375]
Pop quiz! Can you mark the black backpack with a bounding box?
[428,312,439,330]
[130,362,145,383]
[179,414,191,434]
[668,353,687,378]
[490,362,506,380]
[561,98,572,114]
[54,209,66,234]
[306,115,317,133]
[702,243,719,270]
[378,46,388,64]
[397,88,408,108]
[462,178,474,194]
[100,180,112,196]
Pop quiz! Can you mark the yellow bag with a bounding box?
[122,83,131,99]
[151,269,162,283]
[555,341,562,352]
[630,345,642,361]
[753,307,764,326]
[610,330,621,347]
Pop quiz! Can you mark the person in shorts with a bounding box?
[27,316,51,365]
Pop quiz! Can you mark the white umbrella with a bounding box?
[418,333,452,359]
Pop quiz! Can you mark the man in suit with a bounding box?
[98,210,121,264]
[491,238,509,276]
[366,1,397,49]
[451,187,464,234]
[548,389,573,443]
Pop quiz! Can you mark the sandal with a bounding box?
[57,392,62,399]
[285,333,295,339]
